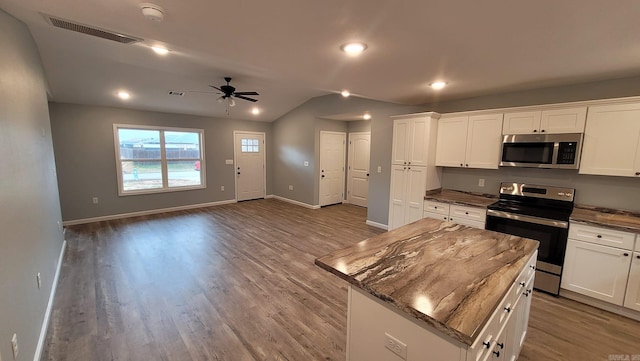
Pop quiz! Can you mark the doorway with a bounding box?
[234,131,266,201]
[319,131,346,206]
[347,132,370,207]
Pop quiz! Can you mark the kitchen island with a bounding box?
[315,218,539,361]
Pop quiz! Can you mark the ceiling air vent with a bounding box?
[43,14,143,44]
[168,91,185,96]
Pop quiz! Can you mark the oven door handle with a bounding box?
[487,209,569,229]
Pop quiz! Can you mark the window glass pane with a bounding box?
[118,129,161,160]
[121,161,163,191]
[252,139,258,146]
[242,139,248,145]
[242,145,248,152]
[164,131,201,159]
[168,161,203,188]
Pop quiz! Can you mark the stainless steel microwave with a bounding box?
[500,133,583,169]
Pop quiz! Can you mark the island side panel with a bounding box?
[347,285,466,361]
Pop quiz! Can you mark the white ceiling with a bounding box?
[1,0,639,122]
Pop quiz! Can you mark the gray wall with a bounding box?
[49,103,272,221]
[417,76,640,213]
[271,94,421,216]
[0,10,65,361]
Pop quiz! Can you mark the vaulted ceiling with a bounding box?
[1,0,639,121]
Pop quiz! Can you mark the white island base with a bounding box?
[346,252,537,361]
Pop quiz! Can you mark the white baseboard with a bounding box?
[33,239,66,361]
[366,220,388,230]
[559,289,640,322]
[62,199,237,226]
[267,195,320,209]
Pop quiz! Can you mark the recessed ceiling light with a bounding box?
[340,42,367,56]
[251,108,260,115]
[117,91,130,100]
[341,90,351,97]
[430,81,447,90]
[363,113,372,120]
[151,46,169,55]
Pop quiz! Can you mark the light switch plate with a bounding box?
[225,159,234,165]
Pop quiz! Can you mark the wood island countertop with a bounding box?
[315,218,539,346]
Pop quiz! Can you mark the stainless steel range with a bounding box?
[485,182,575,295]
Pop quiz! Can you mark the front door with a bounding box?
[234,131,265,201]
[319,131,346,206]
[347,132,370,207]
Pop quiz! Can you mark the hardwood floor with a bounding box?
[42,199,640,361]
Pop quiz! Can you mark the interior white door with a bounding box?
[319,131,346,206]
[234,131,265,201]
[347,132,370,208]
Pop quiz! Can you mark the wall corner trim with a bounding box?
[365,220,388,230]
[62,199,238,226]
[266,195,321,209]
[33,239,66,361]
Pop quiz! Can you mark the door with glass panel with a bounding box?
[234,131,266,201]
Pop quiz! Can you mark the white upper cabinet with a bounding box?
[503,107,586,134]
[391,115,436,167]
[579,102,640,177]
[435,113,503,169]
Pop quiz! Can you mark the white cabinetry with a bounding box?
[423,200,486,229]
[562,223,637,307]
[625,252,640,312]
[435,113,503,169]
[502,107,586,134]
[346,251,536,361]
[389,113,441,230]
[579,102,640,177]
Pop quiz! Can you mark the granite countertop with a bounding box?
[425,189,498,208]
[315,218,539,346]
[571,205,640,233]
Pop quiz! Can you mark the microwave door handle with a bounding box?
[487,209,569,229]
[552,142,560,165]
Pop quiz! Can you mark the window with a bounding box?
[241,138,260,153]
[114,125,205,195]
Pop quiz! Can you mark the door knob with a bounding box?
[237,172,240,175]
[366,173,369,176]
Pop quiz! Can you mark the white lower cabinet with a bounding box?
[346,252,536,361]
[562,223,638,308]
[423,200,486,229]
[624,253,640,312]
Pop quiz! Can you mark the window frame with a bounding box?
[113,124,206,196]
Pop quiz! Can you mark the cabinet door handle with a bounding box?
[459,163,463,167]
[465,164,469,167]
[520,282,526,287]
[635,171,640,176]
[465,211,469,215]
[483,341,491,349]
[504,306,511,313]
[636,255,640,259]
[493,350,501,357]
[597,234,602,238]
[541,129,546,133]
[624,253,629,257]
[533,129,538,133]
[497,342,504,349]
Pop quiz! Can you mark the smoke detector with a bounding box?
[139,3,165,22]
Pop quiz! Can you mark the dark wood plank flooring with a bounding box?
[41,199,640,360]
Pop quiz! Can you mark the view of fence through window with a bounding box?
[117,127,203,193]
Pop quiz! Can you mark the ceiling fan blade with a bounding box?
[234,94,258,102]
[208,85,223,91]
[233,91,259,96]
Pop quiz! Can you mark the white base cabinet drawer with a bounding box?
[423,201,486,229]
[569,223,635,250]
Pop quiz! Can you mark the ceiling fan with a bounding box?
[209,77,259,107]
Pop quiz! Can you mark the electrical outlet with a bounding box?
[11,333,18,360]
[288,185,294,190]
[385,333,407,360]
[377,166,382,173]
[92,197,99,204]
[478,178,485,187]
[37,272,42,289]
[220,186,225,191]
[304,161,309,166]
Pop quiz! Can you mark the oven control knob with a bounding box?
[558,192,565,196]
[566,193,573,197]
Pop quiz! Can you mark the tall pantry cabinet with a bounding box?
[388,113,441,230]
